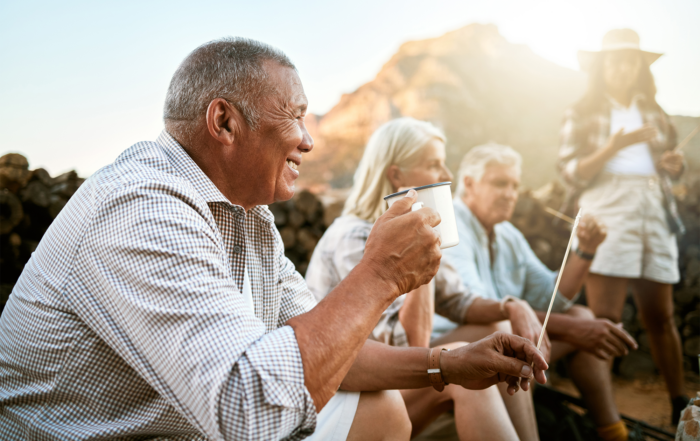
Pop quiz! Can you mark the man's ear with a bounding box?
[462,176,475,194]
[386,165,404,192]
[206,98,243,146]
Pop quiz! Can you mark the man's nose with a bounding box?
[299,124,314,153]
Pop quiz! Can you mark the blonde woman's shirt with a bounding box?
[305,215,477,347]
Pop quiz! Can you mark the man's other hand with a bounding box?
[576,214,607,254]
[506,299,551,362]
[441,332,548,396]
[361,189,442,297]
[568,318,638,360]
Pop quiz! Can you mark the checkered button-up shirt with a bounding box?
[557,94,684,234]
[0,131,318,440]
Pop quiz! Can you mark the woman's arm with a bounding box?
[398,282,434,348]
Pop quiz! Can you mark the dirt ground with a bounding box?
[549,372,700,435]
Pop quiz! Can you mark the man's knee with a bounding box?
[350,390,411,441]
[491,319,513,334]
[566,305,596,320]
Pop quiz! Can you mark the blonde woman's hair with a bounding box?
[456,143,522,197]
[343,117,446,223]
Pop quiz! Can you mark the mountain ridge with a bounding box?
[299,23,699,192]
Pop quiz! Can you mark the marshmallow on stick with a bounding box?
[536,208,583,351]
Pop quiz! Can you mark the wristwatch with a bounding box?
[575,247,595,261]
[428,347,449,392]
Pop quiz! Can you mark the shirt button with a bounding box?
[233,245,242,253]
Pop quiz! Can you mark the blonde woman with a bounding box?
[306,117,547,441]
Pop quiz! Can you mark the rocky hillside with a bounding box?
[300,23,700,191]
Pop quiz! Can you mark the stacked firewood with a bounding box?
[268,190,327,276]
[0,154,84,308]
[1,150,697,377]
[510,179,700,376]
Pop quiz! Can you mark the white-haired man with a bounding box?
[0,40,548,441]
[441,143,638,441]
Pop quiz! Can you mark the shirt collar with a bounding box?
[606,93,646,111]
[156,130,275,224]
[454,197,491,246]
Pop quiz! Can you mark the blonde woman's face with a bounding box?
[400,140,453,189]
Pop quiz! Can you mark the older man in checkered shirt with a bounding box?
[0,38,548,440]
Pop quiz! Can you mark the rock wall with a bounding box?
[0,154,84,306]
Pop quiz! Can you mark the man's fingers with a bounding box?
[605,335,628,356]
[610,324,638,349]
[595,348,611,360]
[382,190,417,221]
[415,207,441,228]
[500,333,549,370]
[505,376,520,395]
[600,339,621,357]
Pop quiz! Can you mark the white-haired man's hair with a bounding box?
[456,143,522,197]
[163,37,295,139]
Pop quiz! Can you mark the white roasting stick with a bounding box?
[674,124,700,153]
[543,206,575,225]
[535,208,583,352]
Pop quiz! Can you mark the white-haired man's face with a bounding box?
[462,163,520,232]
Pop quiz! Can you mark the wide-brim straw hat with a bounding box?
[578,28,663,71]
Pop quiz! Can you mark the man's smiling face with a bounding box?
[238,60,313,204]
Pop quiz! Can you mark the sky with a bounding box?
[1,0,699,177]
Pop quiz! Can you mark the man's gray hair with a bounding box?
[456,143,522,197]
[163,37,295,136]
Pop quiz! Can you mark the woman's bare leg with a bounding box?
[347,390,412,441]
[630,279,686,399]
[584,274,629,322]
[431,322,537,441]
[401,383,519,441]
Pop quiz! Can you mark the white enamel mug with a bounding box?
[384,182,459,249]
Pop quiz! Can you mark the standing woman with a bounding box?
[558,29,687,426]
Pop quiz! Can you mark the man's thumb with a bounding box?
[496,355,533,379]
[383,189,417,220]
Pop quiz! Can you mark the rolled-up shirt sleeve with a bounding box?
[442,234,490,301]
[433,260,478,324]
[71,181,315,441]
[558,108,592,189]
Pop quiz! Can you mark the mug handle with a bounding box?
[411,202,424,211]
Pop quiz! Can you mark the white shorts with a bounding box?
[305,390,361,441]
[578,173,680,284]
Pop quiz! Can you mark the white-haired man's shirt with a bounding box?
[441,198,575,316]
[0,131,318,440]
